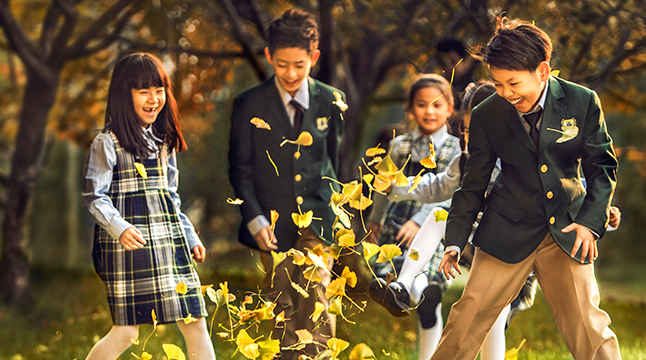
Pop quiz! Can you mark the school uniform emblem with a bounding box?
[548,117,579,143]
[316,117,329,131]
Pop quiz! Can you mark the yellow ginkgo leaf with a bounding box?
[258,339,281,360]
[362,174,374,185]
[328,337,350,359]
[310,302,326,322]
[309,243,330,260]
[333,91,349,112]
[550,69,560,77]
[374,153,398,176]
[367,156,382,166]
[151,309,158,327]
[365,145,386,157]
[362,242,380,261]
[328,295,343,316]
[140,352,153,360]
[287,248,307,266]
[409,247,420,261]
[304,265,323,283]
[329,244,342,259]
[409,169,425,193]
[280,131,314,147]
[394,171,409,187]
[250,117,271,130]
[434,208,449,222]
[176,281,188,295]
[236,329,260,360]
[372,174,392,192]
[349,343,375,360]
[182,313,198,324]
[162,343,187,360]
[270,210,279,232]
[335,228,356,247]
[349,194,373,211]
[307,252,331,273]
[296,329,314,343]
[291,281,310,298]
[134,162,148,179]
[292,210,314,228]
[419,143,437,169]
[325,277,347,299]
[340,266,357,288]
[377,244,402,263]
[227,197,244,205]
[276,310,286,323]
[271,251,287,270]
[504,339,526,360]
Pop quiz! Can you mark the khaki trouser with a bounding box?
[430,232,621,360]
[260,228,335,360]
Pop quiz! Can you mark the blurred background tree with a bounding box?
[1,0,645,306]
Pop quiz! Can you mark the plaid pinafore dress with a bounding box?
[374,132,459,287]
[92,132,207,325]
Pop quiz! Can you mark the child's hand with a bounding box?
[608,206,621,228]
[254,226,278,251]
[192,245,206,263]
[119,226,146,250]
[561,222,598,264]
[438,250,462,280]
[396,220,420,248]
[366,222,382,244]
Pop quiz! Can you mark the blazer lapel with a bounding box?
[538,77,566,154]
[305,78,322,129]
[501,96,537,153]
[264,76,294,136]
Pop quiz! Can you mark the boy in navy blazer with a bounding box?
[228,9,345,360]
[432,17,620,359]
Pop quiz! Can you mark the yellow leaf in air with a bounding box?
[280,131,314,147]
[292,210,314,228]
[329,244,342,259]
[250,117,271,130]
[365,145,386,157]
[434,208,449,222]
[310,302,326,322]
[304,265,323,283]
[201,284,213,294]
[372,174,392,192]
[394,171,409,187]
[340,266,357,288]
[151,309,158,327]
[296,329,314,343]
[335,228,356,247]
[367,156,382,166]
[409,169,425,193]
[504,339,526,360]
[550,69,560,77]
[183,313,198,324]
[276,311,286,323]
[362,242,380,261]
[287,248,307,265]
[266,150,279,177]
[227,197,244,205]
[377,244,402,263]
[163,343,187,360]
[349,343,376,360]
[291,281,310,298]
[333,91,349,112]
[134,162,148,179]
[374,153,398,176]
[309,243,330,260]
[419,143,437,169]
[258,338,281,360]
[236,329,260,360]
[270,210,279,232]
[362,174,374,185]
[328,337,350,359]
[328,296,343,316]
[271,251,287,271]
[409,247,420,261]
[349,194,373,211]
[176,282,188,295]
[307,252,330,273]
[325,277,347,299]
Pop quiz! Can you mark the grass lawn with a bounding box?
[1,244,645,360]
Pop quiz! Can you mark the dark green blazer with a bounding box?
[228,76,344,251]
[445,76,617,263]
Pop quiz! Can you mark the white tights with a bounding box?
[85,317,215,360]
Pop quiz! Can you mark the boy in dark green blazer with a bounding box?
[432,17,620,359]
[228,9,345,359]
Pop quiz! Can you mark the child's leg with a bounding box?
[417,302,443,360]
[176,317,216,360]
[480,304,511,360]
[398,211,446,298]
[85,325,139,360]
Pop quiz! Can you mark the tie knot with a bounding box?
[523,110,542,127]
[290,99,304,113]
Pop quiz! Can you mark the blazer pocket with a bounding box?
[485,192,526,222]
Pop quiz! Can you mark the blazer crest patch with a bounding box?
[316,117,329,131]
[547,117,579,143]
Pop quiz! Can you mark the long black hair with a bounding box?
[104,52,187,157]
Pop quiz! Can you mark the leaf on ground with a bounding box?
[258,339,281,360]
[236,329,260,360]
[349,343,376,360]
[328,337,350,360]
[162,344,186,360]
[504,339,526,360]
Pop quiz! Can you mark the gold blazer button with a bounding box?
[295,174,302,182]
[546,191,553,199]
[541,164,548,173]
[296,196,304,205]
[549,217,555,224]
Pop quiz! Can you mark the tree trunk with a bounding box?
[0,70,59,306]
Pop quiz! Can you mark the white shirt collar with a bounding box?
[275,76,310,110]
[412,124,449,147]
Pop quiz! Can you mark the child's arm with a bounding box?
[388,156,461,204]
[167,150,205,262]
[82,133,145,249]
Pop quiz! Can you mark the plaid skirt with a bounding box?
[93,148,206,325]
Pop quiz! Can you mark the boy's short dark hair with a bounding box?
[267,9,319,54]
[472,16,553,72]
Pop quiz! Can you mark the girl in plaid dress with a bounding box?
[367,74,461,360]
[83,53,215,359]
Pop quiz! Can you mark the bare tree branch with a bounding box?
[121,38,264,58]
[70,4,139,59]
[0,1,48,79]
[49,0,80,62]
[245,0,268,41]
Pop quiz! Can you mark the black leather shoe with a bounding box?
[417,282,442,329]
[369,278,410,317]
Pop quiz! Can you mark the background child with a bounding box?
[433,17,620,360]
[82,53,215,360]
[367,74,461,360]
[228,9,345,359]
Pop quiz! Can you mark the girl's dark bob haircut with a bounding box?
[104,52,186,157]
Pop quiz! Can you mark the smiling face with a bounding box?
[490,62,550,113]
[410,86,453,136]
[131,86,166,127]
[265,47,320,97]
